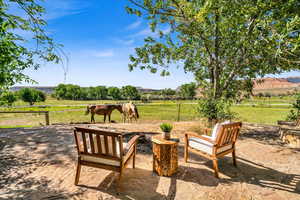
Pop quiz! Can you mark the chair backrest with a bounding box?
[215,122,242,147]
[74,127,124,160]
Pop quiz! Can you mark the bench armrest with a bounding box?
[125,135,140,151]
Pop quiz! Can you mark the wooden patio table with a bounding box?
[152,135,179,176]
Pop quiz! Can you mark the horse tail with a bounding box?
[134,105,139,119]
[85,105,90,115]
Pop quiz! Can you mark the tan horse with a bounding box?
[122,102,139,123]
[85,104,123,123]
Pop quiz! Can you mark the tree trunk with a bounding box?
[213,12,221,100]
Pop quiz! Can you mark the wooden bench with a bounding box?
[73,127,139,185]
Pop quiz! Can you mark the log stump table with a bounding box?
[152,135,179,176]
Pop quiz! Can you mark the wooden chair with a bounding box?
[184,122,242,178]
[73,127,140,185]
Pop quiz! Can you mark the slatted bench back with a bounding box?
[216,122,242,148]
[74,127,123,160]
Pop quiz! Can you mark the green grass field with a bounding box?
[0,97,294,127]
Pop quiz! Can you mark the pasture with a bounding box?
[0,97,293,127]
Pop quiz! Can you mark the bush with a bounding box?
[0,91,17,106]
[286,110,298,121]
[198,98,234,122]
[264,92,272,98]
[286,93,300,121]
[160,123,173,133]
[257,93,264,98]
[19,88,46,105]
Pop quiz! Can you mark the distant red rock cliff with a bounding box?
[253,77,300,90]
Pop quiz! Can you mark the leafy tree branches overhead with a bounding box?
[0,0,63,90]
[126,0,300,100]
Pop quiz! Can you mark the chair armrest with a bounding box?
[123,135,140,163]
[185,131,216,144]
[125,135,140,151]
[203,128,212,135]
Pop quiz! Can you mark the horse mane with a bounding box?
[85,105,96,115]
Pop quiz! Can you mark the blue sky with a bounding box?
[17,0,194,89]
[18,0,299,89]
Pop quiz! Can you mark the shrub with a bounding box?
[264,92,272,98]
[19,88,46,105]
[257,93,264,98]
[286,110,298,121]
[286,93,300,121]
[0,91,17,106]
[160,123,173,133]
[198,98,235,123]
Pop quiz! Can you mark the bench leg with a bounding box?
[212,159,219,178]
[133,146,136,168]
[184,135,188,163]
[184,147,188,163]
[74,162,81,185]
[232,149,237,167]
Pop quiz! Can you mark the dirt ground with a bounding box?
[0,121,300,200]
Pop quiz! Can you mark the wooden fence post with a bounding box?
[177,103,181,122]
[45,111,50,125]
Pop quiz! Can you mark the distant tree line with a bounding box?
[0,82,198,106]
[53,84,141,100]
[141,83,197,102]
[53,83,197,101]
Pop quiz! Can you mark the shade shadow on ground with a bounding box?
[0,123,300,199]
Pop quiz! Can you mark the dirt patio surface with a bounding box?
[0,121,300,200]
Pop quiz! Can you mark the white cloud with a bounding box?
[6,0,89,21]
[126,20,142,30]
[115,38,135,46]
[42,0,90,20]
[91,50,114,58]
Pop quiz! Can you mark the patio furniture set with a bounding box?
[73,122,242,185]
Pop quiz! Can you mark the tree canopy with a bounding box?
[0,0,61,90]
[108,87,122,100]
[126,0,300,101]
[178,82,196,99]
[0,91,17,106]
[19,88,46,105]
[121,85,141,100]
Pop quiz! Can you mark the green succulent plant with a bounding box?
[160,123,173,133]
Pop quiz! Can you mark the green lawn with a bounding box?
[231,106,290,125]
[0,98,292,127]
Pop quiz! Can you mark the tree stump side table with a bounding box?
[152,135,179,176]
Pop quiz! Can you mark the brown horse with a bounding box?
[85,104,123,123]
